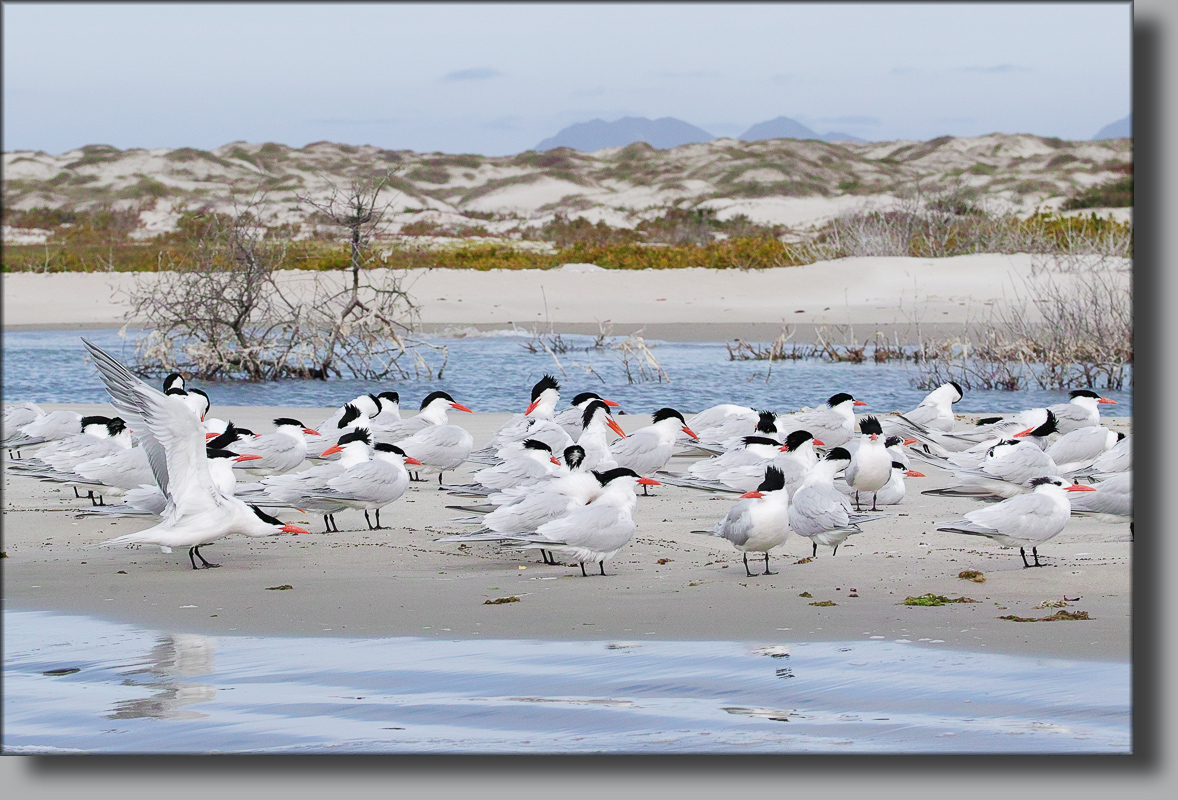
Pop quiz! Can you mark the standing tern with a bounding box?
[776,392,867,448]
[575,399,627,472]
[789,447,887,557]
[937,476,1096,567]
[81,338,308,569]
[694,466,791,576]
[226,417,320,476]
[554,391,620,438]
[845,416,891,511]
[608,407,698,490]
[306,443,420,530]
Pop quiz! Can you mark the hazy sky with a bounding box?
[2,2,1132,155]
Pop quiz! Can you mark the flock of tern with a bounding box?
[1,339,1131,576]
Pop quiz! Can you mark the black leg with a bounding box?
[189,546,199,570]
[88,491,97,506]
[193,545,220,569]
[599,561,606,576]
[73,486,81,498]
[580,561,588,577]
[812,541,818,558]
[98,494,105,506]
[1032,547,1042,567]
[854,491,861,512]
[744,553,754,577]
[364,509,373,530]
[642,484,649,497]
[438,473,445,489]
[323,514,332,533]
[871,495,878,512]
[375,508,384,529]
[1020,547,1030,568]
[832,544,840,556]
[763,551,775,576]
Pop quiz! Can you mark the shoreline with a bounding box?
[1,253,1131,341]
[2,405,1133,662]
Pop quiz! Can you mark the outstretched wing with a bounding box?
[82,339,221,519]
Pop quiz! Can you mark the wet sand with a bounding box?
[2,404,1132,662]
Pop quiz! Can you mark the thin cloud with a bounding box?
[442,67,502,82]
[306,117,399,126]
[816,116,881,126]
[956,64,1033,73]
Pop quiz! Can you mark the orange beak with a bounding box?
[1098,398,1117,404]
[681,425,699,441]
[281,523,310,534]
[1066,483,1097,492]
[525,400,539,415]
[603,399,620,407]
[1013,427,1035,438]
[405,456,424,466]
[869,433,878,441]
[233,454,263,462]
[607,418,627,438]
[321,444,344,456]
[637,477,661,486]
[903,438,918,446]
[303,427,320,436]
[853,400,867,407]
[739,490,764,499]
[812,438,825,446]
[905,470,926,478]
[451,403,473,413]
[550,456,561,466]
[205,432,219,440]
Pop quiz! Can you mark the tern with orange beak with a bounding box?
[576,399,627,471]
[845,416,891,511]
[389,391,475,486]
[81,339,309,569]
[937,476,1097,567]
[305,442,420,530]
[609,407,698,492]
[554,391,621,438]
[776,392,868,448]
[694,466,791,577]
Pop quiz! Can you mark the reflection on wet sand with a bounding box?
[108,633,217,720]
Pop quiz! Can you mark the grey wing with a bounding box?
[985,444,1058,483]
[76,447,154,490]
[1070,473,1132,516]
[485,490,579,533]
[82,339,220,518]
[230,433,298,468]
[324,462,405,502]
[715,500,757,547]
[608,429,661,468]
[789,486,851,537]
[535,502,633,550]
[1046,428,1108,469]
[963,494,1061,541]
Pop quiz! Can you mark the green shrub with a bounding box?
[1061,175,1133,209]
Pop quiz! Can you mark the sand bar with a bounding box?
[2,403,1132,662]
[1,253,1130,341]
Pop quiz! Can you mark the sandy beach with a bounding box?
[2,403,1132,662]
[1,253,1131,341]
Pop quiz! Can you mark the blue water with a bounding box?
[1,328,1131,416]
[3,610,1130,754]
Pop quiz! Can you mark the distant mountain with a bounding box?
[738,117,866,143]
[535,116,715,152]
[739,116,819,141]
[1092,114,1131,140]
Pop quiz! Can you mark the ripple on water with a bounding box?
[3,610,1131,754]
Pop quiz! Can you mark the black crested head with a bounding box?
[987,439,1020,457]
[859,415,883,436]
[757,466,786,494]
[531,374,560,401]
[885,435,903,448]
[824,447,852,462]
[420,390,455,410]
[1070,389,1101,399]
[374,442,407,457]
[948,381,964,401]
[368,393,380,409]
[205,448,239,460]
[106,417,128,436]
[563,445,586,469]
[378,391,400,404]
[273,417,305,428]
[249,504,284,526]
[742,435,781,448]
[1027,410,1058,437]
[652,407,685,425]
[1029,476,1062,488]
[571,391,602,406]
[163,372,184,391]
[976,416,1004,426]
[80,414,114,429]
[782,430,815,451]
[755,410,778,433]
[338,403,361,428]
[581,399,611,428]
[891,461,907,471]
[205,423,241,450]
[522,438,552,452]
[164,387,188,397]
[236,427,255,437]
[1116,431,1126,442]
[592,466,642,485]
[827,392,855,408]
[188,388,211,409]
[336,429,371,447]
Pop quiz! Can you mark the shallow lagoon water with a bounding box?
[1,328,1131,416]
[3,610,1130,754]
